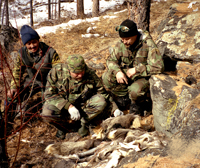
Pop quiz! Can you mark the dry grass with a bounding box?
[41,11,128,59]
[36,1,173,77]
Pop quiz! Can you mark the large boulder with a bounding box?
[156,2,200,71]
[150,74,200,139]
[152,2,200,139]
[0,25,19,52]
[0,25,19,69]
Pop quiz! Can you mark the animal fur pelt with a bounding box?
[96,114,154,140]
[101,114,137,133]
[45,139,102,155]
[45,114,168,168]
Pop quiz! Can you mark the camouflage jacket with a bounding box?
[10,42,60,90]
[44,63,110,111]
[107,30,164,80]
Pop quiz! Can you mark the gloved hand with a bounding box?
[68,106,81,121]
[113,109,124,117]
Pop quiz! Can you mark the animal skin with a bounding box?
[45,114,168,168]
[45,139,101,155]
[101,114,137,134]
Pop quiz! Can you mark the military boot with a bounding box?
[129,102,142,115]
[112,93,131,111]
[78,125,89,137]
[78,118,89,137]
[56,129,66,140]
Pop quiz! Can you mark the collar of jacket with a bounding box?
[129,29,152,51]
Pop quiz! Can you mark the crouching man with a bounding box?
[41,55,113,139]
[102,19,164,115]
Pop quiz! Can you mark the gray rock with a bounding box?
[156,2,200,71]
[150,74,200,138]
[0,25,19,52]
[88,61,105,70]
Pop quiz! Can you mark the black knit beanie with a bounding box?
[20,25,40,45]
[119,19,138,38]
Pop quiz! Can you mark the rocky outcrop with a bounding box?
[150,74,200,139]
[0,25,19,52]
[156,2,200,71]
[0,25,19,69]
[151,2,200,139]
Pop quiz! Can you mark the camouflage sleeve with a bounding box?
[44,65,68,110]
[106,43,122,76]
[95,73,119,113]
[10,53,25,89]
[91,71,110,100]
[51,51,60,67]
[135,33,164,76]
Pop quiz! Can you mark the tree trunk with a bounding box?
[77,0,84,19]
[58,0,61,20]
[0,0,3,23]
[128,0,150,31]
[54,0,57,19]
[92,0,99,17]
[48,0,51,20]
[1,0,5,25]
[5,0,8,26]
[30,0,33,26]
[52,0,54,19]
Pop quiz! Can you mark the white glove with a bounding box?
[68,106,81,121]
[114,109,124,117]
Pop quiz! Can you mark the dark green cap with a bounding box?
[67,55,86,73]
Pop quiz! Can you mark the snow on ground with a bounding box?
[9,0,125,30]
[35,9,126,37]
[7,0,165,38]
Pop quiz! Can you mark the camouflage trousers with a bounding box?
[102,70,150,102]
[41,93,108,132]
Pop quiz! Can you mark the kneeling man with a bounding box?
[41,55,111,139]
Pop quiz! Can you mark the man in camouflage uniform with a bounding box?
[6,25,60,124]
[41,55,110,139]
[102,19,164,115]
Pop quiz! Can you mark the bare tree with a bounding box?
[92,0,99,17]
[127,0,151,31]
[77,0,84,19]
[48,0,51,20]
[0,0,3,23]
[54,0,57,19]
[5,0,8,26]
[58,0,61,20]
[1,0,5,25]
[1,0,9,26]
[51,0,54,19]
[30,0,33,26]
